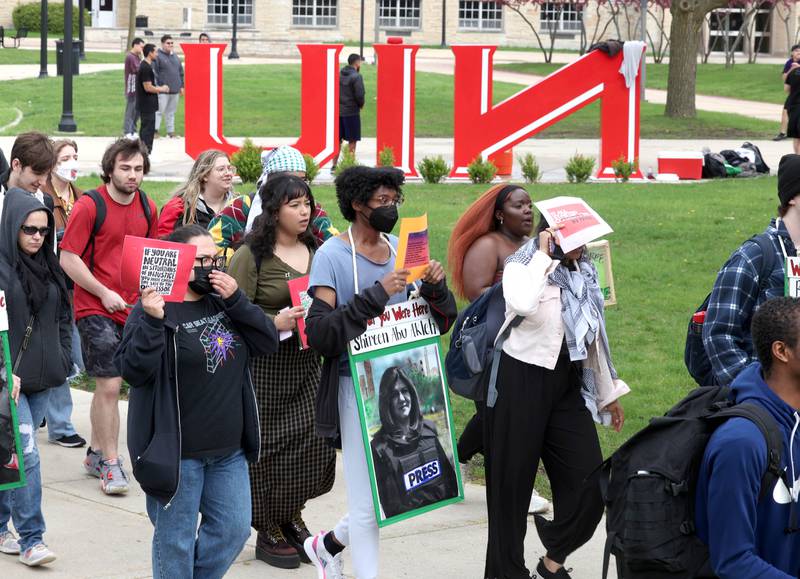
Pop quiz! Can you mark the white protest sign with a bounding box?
[0,291,7,332]
[140,247,180,294]
[534,196,613,254]
[349,298,440,355]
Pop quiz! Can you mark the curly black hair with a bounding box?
[334,166,405,222]
[751,297,800,376]
[246,174,317,260]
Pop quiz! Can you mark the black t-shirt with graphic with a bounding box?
[172,298,247,459]
[136,60,158,114]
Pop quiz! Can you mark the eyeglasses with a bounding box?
[370,195,402,208]
[213,164,235,174]
[20,225,50,237]
[195,255,227,270]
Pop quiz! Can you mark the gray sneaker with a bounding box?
[19,543,56,566]
[83,447,102,478]
[0,530,20,555]
[100,457,130,495]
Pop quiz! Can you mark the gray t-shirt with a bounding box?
[309,234,408,374]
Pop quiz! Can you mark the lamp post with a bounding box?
[359,0,365,57]
[440,0,446,47]
[79,0,85,60]
[228,0,240,59]
[38,0,48,78]
[58,0,77,132]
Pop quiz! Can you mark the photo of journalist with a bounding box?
[367,359,459,520]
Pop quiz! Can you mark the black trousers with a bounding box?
[457,402,484,463]
[484,350,604,579]
[140,110,156,153]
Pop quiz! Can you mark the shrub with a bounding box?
[416,156,450,184]
[565,153,595,184]
[467,156,498,184]
[13,2,90,36]
[231,139,263,185]
[611,155,638,183]
[333,146,360,177]
[303,153,320,185]
[377,146,396,168]
[518,152,541,184]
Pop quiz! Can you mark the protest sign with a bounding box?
[120,236,197,302]
[534,197,613,254]
[349,297,463,527]
[394,214,430,283]
[586,240,617,306]
[0,292,26,491]
[786,257,800,297]
[287,275,312,350]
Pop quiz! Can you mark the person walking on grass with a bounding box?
[124,37,144,138]
[116,225,278,579]
[774,45,800,142]
[333,54,365,167]
[38,138,87,449]
[153,34,184,139]
[59,138,158,496]
[137,44,170,155]
[228,175,336,569]
[157,149,234,237]
[0,192,73,567]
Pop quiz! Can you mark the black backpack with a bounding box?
[740,142,770,174]
[600,385,785,579]
[701,153,727,179]
[684,234,775,386]
[80,189,153,271]
[444,283,521,405]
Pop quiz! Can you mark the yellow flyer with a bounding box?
[395,214,430,283]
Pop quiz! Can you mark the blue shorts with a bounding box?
[339,114,361,142]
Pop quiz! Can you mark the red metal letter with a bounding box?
[451,46,643,179]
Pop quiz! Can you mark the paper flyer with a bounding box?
[287,275,312,350]
[534,197,613,254]
[120,236,198,303]
[394,214,430,283]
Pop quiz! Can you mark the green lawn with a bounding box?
[496,61,788,105]
[73,176,777,471]
[0,49,124,65]
[0,64,779,138]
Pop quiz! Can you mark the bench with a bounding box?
[10,27,28,48]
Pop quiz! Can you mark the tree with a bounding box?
[126,0,137,51]
[665,0,729,118]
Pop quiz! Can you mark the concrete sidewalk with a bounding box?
[0,388,613,578]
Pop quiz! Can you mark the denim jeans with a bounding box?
[0,389,52,551]
[146,449,251,579]
[46,322,84,440]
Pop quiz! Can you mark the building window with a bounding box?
[293,0,338,27]
[207,0,253,26]
[539,2,582,33]
[458,1,503,30]
[708,4,772,54]
[379,0,421,29]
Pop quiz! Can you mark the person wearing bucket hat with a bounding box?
[208,146,337,256]
[702,154,800,387]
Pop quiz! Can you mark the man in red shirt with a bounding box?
[60,138,158,495]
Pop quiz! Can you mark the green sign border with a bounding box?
[0,331,26,491]
[348,334,464,528]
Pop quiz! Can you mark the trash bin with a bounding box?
[135,15,149,28]
[56,39,81,76]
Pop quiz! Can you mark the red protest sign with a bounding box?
[287,275,311,350]
[120,236,197,302]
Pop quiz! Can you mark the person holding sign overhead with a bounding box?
[483,213,629,579]
[227,175,336,569]
[115,224,279,579]
[302,166,457,579]
[0,191,74,567]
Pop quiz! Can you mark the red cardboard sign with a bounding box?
[120,236,197,302]
[287,275,311,350]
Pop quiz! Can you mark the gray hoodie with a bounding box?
[153,48,184,94]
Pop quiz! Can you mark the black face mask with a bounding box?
[188,267,214,295]
[368,205,399,233]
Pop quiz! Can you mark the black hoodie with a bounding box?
[339,65,365,116]
[0,189,72,393]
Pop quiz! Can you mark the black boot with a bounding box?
[255,528,301,569]
[281,514,312,564]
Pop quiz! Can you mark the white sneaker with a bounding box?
[529,489,552,514]
[0,530,20,554]
[19,543,56,566]
[304,531,344,579]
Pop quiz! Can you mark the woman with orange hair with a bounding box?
[447,183,551,513]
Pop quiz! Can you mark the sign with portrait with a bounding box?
[586,240,617,306]
[349,298,463,526]
[0,309,26,491]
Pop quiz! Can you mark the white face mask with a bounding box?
[55,159,79,183]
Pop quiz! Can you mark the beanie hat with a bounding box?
[778,154,800,206]
[256,146,306,190]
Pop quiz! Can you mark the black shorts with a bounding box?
[77,315,124,378]
[339,114,361,142]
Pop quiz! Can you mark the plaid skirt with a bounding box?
[249,339,336,532]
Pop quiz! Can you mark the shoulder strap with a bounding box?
[750,233,777,293]
[80,189,106,272]
[485,315,523,408]
[713,402,785,500]
[138,189,153,234]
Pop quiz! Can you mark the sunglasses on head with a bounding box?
[20,225,50,237]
